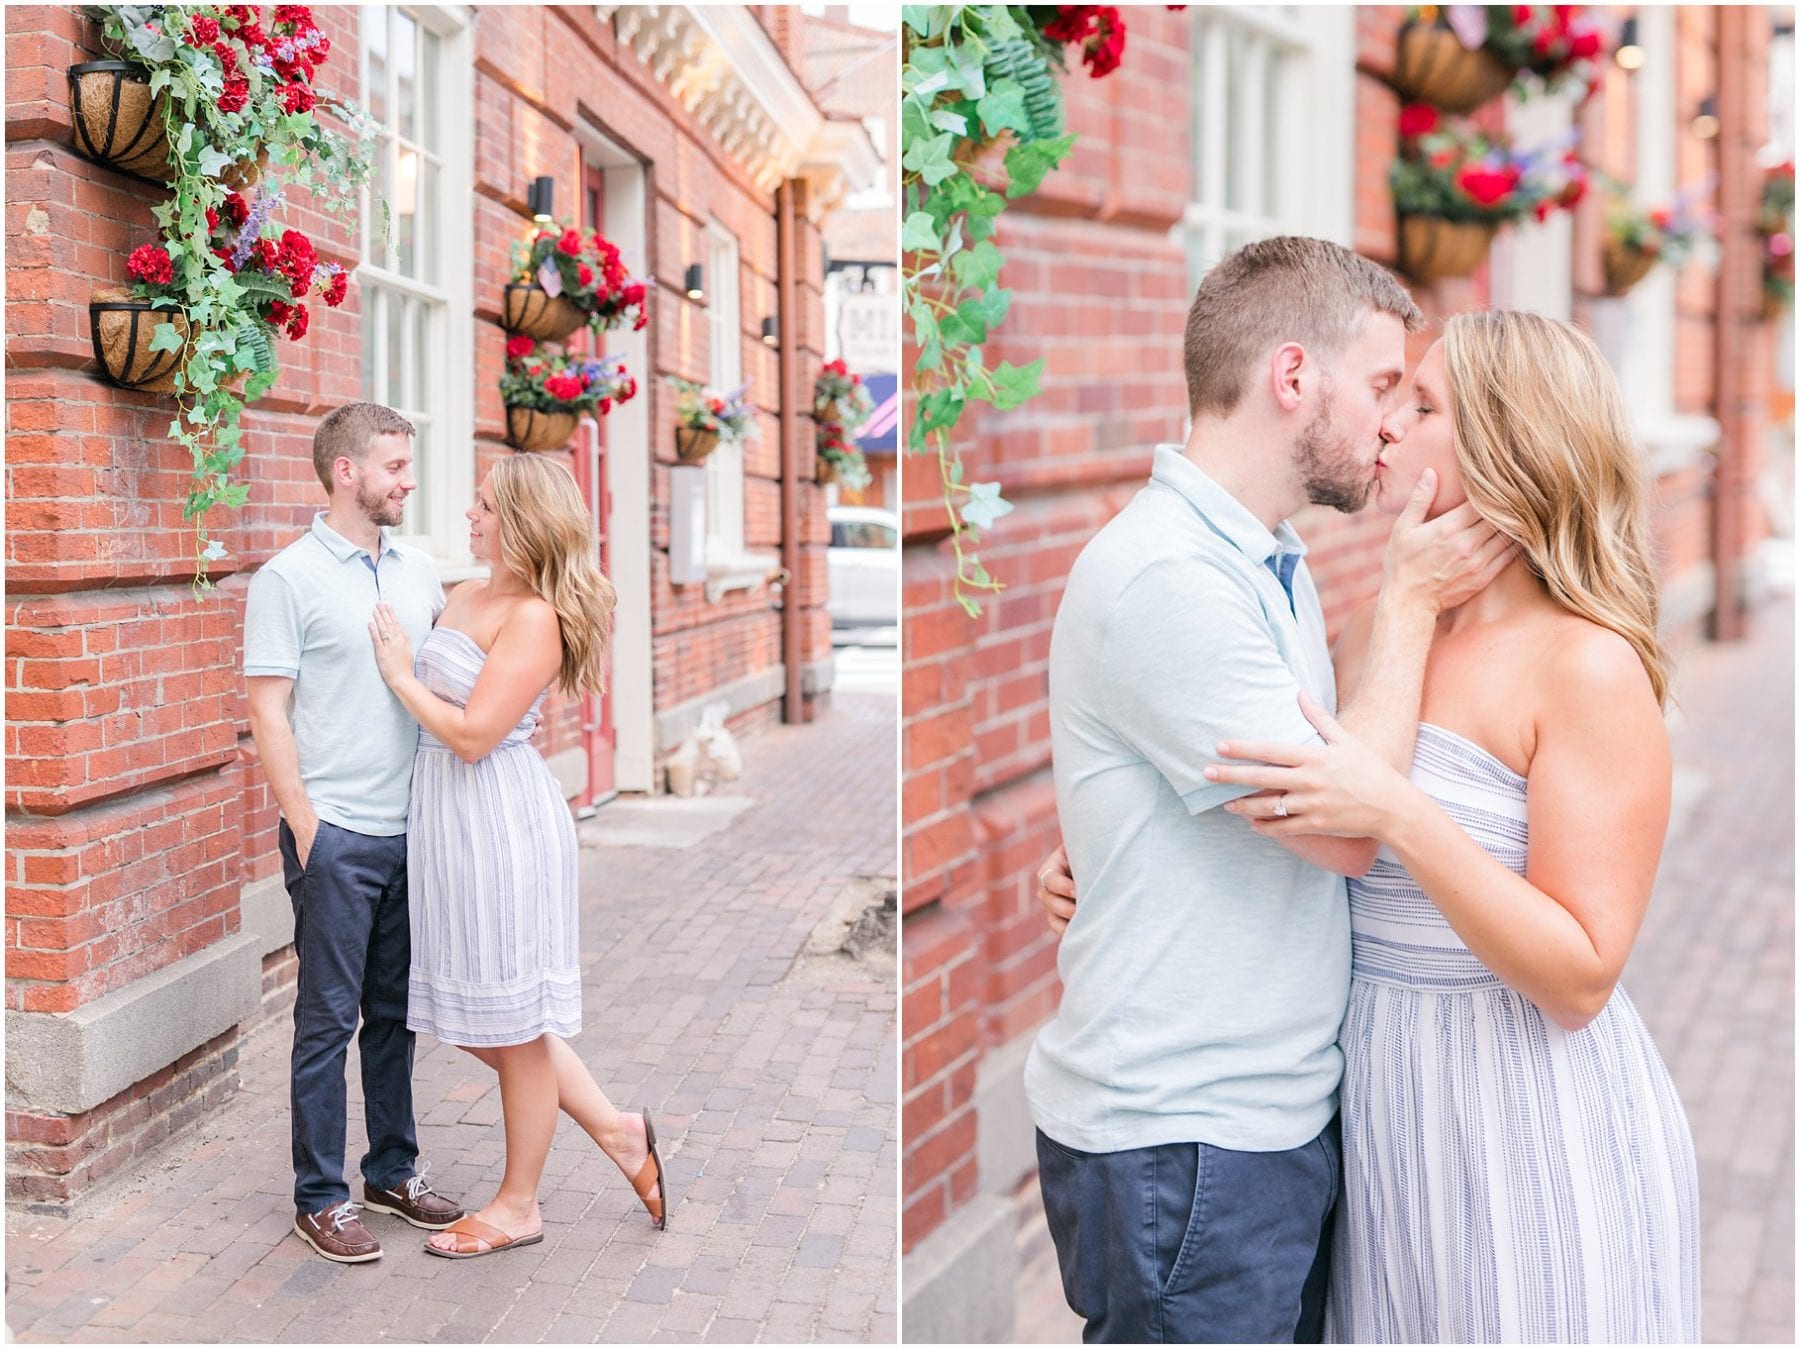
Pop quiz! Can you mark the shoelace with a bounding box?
[326,1199,362,1232]
[403,1162,435,1202]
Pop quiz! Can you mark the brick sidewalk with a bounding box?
[5,691,898,1344]
[1011,597,1796,1344]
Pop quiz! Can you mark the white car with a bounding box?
[827,506,898,628]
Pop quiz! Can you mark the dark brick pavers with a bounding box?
[6,690,898,1344]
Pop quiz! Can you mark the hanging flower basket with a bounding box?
[505,405,579,452]
[500,283,589,343]
[67,61,173,182]
[675,426,722,462]
[221,147,270,193]
[1391,23,1514,115]
[89,287,192,392]
[1601,239,1658,297]
[1396,215,1495,284]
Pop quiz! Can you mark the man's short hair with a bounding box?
[1181,237,1423,418]
[312,402,416,492]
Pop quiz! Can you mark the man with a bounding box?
[1024,238,1511,1341]
[245,402,466,1263]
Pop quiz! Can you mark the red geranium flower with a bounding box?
[266,298,292,326]
[127,243,174,286]
[1398,104,1438,138]
[506,335,536,359]
[622,281,647,307]
[285,303,309,340]
[1568,29,1602,59]
[186,15,220,45]
[1456,165,1518,207]
[576,263,594,287]
[205,206,220,233]
[323,271,349,308]
[222,192,250,227]
[558,229,583,256]
[279,83,318,114]
[1650,207,1674,231]
[219,77,249,113]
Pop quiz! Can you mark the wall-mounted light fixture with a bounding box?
[1692,94,1719,140]
[684,264,705,300]
[761,316,779,347]
[1614,16,1644,71]
[526,175,555,223]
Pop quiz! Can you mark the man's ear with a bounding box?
[1270,342,1307,413]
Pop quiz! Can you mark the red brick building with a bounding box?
[5,3,879,1209]
[899,6,1788,1336]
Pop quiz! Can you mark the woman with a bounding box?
[368,453,666,1258]
[1204,310,1699,1342]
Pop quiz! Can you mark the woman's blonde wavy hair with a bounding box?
[488,453,617,696]
[1441,309,1668,706]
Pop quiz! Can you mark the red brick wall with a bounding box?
[900,4,1771,1253]
[6,2,839,1206]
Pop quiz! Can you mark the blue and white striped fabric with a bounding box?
[1327,723,1701,1344]
[405,626,582,1048]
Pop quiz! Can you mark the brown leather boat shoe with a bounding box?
[294,1200,382,1263]
[362,1163,465,1230]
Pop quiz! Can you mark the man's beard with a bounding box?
[355,478,407,528]
[1295,392,1374,514]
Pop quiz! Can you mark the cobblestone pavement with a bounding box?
[1012,597,1796,1345]
[6,691,899,1344]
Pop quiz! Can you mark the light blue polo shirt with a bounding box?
[1025,446,1348,1155]
[243,515,445,836]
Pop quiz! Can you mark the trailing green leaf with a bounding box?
[902,5,1091,615]
[982,36,1063,143]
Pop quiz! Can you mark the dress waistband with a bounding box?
[1350,932,1507,993]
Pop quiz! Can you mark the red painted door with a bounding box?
[575,163,616,804]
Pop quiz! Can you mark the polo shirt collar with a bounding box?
[310,513,397,563]
[1149,445,1307,566]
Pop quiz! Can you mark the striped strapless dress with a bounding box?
[1326,723,1700,1344]
[405,626,583,1048]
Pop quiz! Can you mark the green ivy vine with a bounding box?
[901,6,1076,616]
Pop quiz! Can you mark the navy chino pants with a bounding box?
[278,819,419,1213]
[1036,1115,1340,1343]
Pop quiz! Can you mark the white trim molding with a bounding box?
[595,4,878,206]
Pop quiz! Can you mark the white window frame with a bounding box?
[357,4,475,571]
[703,218,745,559]
[1179,6,1354,287]
[1585,5,1719,478]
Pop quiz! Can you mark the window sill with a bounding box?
[430,558,488,587]
[1635,413,1720,480]
[703,548,781,603]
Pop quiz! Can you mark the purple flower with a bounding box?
[229,189,285,269]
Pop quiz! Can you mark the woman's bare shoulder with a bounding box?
[496,593,561,641]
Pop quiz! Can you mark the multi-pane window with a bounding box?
[704,219,745,558]
[1182,7,1352,288]
[358,5,469,559]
